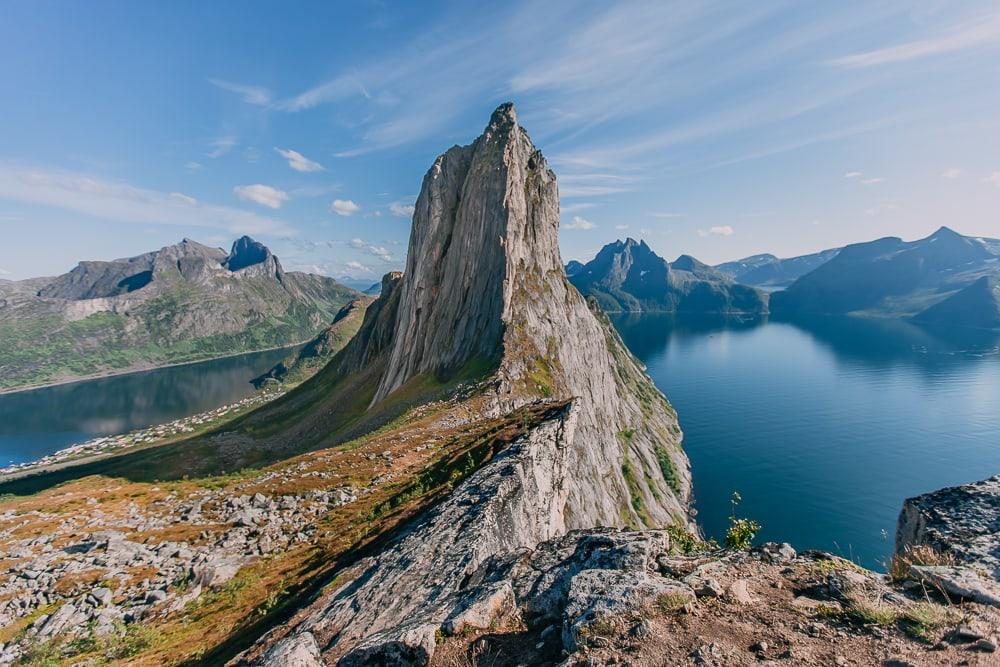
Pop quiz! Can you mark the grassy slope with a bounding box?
[0,280,357,391]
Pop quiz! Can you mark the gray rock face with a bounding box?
[245,103,691,664]
[896,475,1000,606]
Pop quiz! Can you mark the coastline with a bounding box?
[0,340,306,396]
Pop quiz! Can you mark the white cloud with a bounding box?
[830,13,1000,68]
[649,212,683,219]
[564,216,596,230]
[274,147,325,172]
[941,168,962,179]
[0,267,10,276]
[349,237,393,262]
[184,161,204,172]
[208,78,273,106]
[168,192,197,206]
[207,136,238,159]
[615,224,629,230]
[697,225,735,237]
[986,172,1000,187]
[234,184,289,209]
[331,199,361,216]
[0,164,290,235]
[561,202,595,213]
[861,177,883,185]
[844,171,863,178]
[389,201,415,217]
[345,260,371,273]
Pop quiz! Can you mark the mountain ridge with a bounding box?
[0,236,358,390]
[570,237,769,315]
[771,226,1000,325]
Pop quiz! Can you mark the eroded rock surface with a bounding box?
[896,475,1000,607]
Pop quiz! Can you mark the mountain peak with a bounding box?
[225,236,282,277]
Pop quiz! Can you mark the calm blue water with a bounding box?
[611,314,1000,570]
[0,346,297,466]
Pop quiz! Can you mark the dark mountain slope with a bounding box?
[771,227,999,318]
[570,238,768,314]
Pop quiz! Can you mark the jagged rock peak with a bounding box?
[249,104,692,664]
[373,101,561,402]
[225,235,282,277]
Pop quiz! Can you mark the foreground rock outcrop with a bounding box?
[242,103,692,664]
[896,475,1000,607]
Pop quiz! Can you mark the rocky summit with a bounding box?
[244,102,692,664]
[0,236,358,390]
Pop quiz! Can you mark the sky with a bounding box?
[1,0,999,281]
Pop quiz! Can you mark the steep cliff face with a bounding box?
[246,103,690,664]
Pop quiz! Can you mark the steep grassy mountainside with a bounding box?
[252,297,375,388]
[570,238,768,314]
[715,247,840,289]
[0,237,358,390]
[771,227,1000,320]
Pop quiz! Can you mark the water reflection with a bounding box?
[611,312,1000,570]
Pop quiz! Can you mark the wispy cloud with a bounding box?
[561,202,595,214]
[274,147,325,172]
[615,224,629,230]
[649,212,683,219]
[698,225,734,237]
[388,201,415,217]
[331,199,361,216]
[345,260,371,273]
[986,172,1000,187]
[184,161,204,172]
[941,167,962,179]
[209,78,273,105]
[830,12,1000,68]
[233,184,289,209]
[349,237,393,262]
[844,171,863,178]
[861,177,883,185]
[563,216,596,230]
[0,164,290,235]
[207,136,238,159]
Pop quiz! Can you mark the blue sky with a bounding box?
[2,1,999,281]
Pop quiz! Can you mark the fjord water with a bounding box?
[0,346,297,466]
[612,313,1000,570]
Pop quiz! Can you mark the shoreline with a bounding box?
[0,340,306,396]
[0,387,286,481]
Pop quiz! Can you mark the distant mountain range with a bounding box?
[568,238,768,314]
[715,247,841,289]
[0,237,358,391]
[770,227,1000,327]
